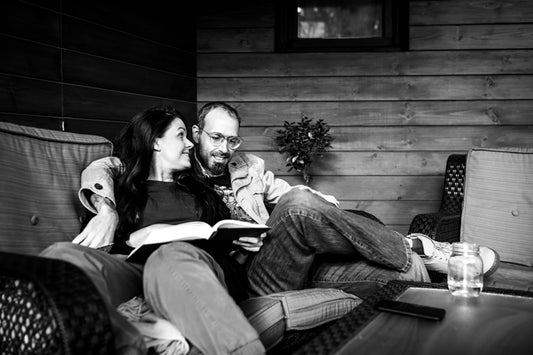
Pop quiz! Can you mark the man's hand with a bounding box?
[72,194,118,249]
[232,232,267,253]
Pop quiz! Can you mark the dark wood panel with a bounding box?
[198,76,533,101]
[198,1,275,28]
[0,74,61,115]
[62,0,195,50]
[242,151,464,176]
[23,0,61,11]
[240,126,533,151]
[0,0,59,45]
[62,17,195,76]
[63,51,196,101]
[198,24,533,52]
[200,100,533,126]
[197,28,274,53]
[197,50,533,76]
[411,24,533,50]
[63,118,126,143]
[279,176,444,201]
[63,85,197,126]
[0,113,61,130]
[0,35,60,80]
[411,0,533,25]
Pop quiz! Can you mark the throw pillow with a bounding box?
[0,122,113,255]
[239,288,361,350]
[461,147,533,266]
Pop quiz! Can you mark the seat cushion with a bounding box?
[461,147,533,267]
[0,122,113,255]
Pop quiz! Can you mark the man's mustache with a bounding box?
[213,151,230,159]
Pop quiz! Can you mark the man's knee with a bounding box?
[278,188,316,206]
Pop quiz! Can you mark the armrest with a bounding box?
[0,251,113,354]
[408,213,461,243]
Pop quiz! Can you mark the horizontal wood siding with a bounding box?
[0,0,196,142]
[197,0,533,233]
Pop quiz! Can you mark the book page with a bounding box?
[213,219,269,230]
[127,220,270,264]
[144,221,213,245]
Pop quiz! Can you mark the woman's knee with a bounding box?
[40,242,100,270]
[40,241,82,258]
[145,242,221,279]
[147,242,203,267]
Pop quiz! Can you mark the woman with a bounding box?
[41,107,265,355]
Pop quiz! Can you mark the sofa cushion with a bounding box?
[239,288,361,351]
[461,147,533,266]
[0,122,113,255]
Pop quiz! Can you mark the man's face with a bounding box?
[193,108,240,175]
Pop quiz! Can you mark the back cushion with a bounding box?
[461,147,533,266]
[0,122,113,255]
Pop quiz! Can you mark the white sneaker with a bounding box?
[406,233,500,277]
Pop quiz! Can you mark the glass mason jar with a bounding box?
[447,242,483,297]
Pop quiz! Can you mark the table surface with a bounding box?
[295,281,533,355]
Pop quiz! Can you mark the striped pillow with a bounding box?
[461,147,533,266]
[0,122,113,255]
[239,288,361,351]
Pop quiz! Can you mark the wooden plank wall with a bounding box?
[0,0,196,142]
[197,0,533,233]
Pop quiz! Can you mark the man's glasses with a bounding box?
[199,128,243,149]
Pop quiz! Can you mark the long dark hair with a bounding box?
[114,106,229,241]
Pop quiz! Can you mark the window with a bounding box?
[276,0,409,52]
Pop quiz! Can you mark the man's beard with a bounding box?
[208,153,229,175]
[209,160,227,175]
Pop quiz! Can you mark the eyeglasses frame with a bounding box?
[198,128,243,149]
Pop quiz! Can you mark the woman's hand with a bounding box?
[73,195,117,249]
[232,232,267,253]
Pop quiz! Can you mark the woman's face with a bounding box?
[153,118,194,176]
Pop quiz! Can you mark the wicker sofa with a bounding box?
[2,121,531,354]
[0,121,363,355]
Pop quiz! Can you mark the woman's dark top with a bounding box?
[131,180,248,301]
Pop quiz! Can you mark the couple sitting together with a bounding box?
[40,102,500,355]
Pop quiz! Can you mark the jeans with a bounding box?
[40,242,264,355]
[245,189,430,299]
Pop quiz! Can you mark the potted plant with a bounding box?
[274,114,333,184]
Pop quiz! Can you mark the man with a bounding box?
[76,102,499,299]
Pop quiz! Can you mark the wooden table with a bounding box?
[294,281,533,355]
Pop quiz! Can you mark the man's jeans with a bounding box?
[246,189,430,299]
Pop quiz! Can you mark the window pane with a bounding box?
[297,0,383,39]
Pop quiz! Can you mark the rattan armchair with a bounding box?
[408,154,467,243]
[0,251,114,355]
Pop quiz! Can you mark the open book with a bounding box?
[126,220,270,263]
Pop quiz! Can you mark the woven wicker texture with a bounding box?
[409,154,466,243]
[0,252,113,355]
[0,277,62,354]
[439,154,467,215]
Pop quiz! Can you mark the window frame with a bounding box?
[275,0,409,52]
